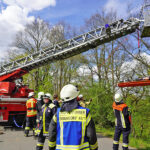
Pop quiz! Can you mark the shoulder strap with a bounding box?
[49,103,56,109]
[42,104,46,108]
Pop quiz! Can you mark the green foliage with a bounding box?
[81,82,114,127]
[126,95,150,142]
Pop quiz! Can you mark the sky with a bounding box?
[0,0,143,60]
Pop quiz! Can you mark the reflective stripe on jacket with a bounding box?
[26,98,37,117]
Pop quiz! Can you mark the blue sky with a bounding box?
[29,0,143,27]
[29,0,105,27]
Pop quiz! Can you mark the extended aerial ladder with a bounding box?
[0,18,141,76]
[0,10,150,124]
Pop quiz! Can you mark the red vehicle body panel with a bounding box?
[0,69,33,124]
[118,80,150,87]
[0,99,27,122]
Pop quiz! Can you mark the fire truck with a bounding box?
[0,5,150,126]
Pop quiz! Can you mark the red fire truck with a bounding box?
[0,69,33,126]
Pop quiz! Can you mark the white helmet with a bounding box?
[78,94,83,99]
[60,84,80,102]
[38,92,44,99]
[114,93,123,102]
[43,93,52,100]
[28,92,34,98]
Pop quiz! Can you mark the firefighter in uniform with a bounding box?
[48,84,98,150]
[35,92,45,136]
[25,92,37,137]
[77,94,92,108]
[36,93,57,150]
[53,94,60,108]
[113,93,131,150]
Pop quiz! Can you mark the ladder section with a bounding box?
[0,18,140,76]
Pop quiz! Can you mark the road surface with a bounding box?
[0,129,137,150]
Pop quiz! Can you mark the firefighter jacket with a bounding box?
[39,103,57,136]
[53,99,60,108]
[48,104,98,150]
[36,100,44,123]
[113,102,131,130]
[26,98,37,117]
[79,100,86,107]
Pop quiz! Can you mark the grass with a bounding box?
[96,126,150,150]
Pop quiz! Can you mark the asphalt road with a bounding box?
[0,129,137,150]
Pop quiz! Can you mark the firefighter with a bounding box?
[25,92,37,137]
[112,93,131,150]
[53,94,60,108]
[35,92,44,136]
[36,93,57,150]
[48,84,98,150]
[77,94,92,107]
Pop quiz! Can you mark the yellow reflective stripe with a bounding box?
[115,118,117,126]
[56,142,90,149]
[56,148,89,150]
[37,142,44,147]
[35,129,40,135]
[60,121,64,145]
[48,140,56,147]
[53,115,57,123]
[90,141,98,150]
[27,111,37,116]
[120,111,126,128]
[86,113,91,125]
[37,129,40,132]
[81,121,86,144]
[25,127,30,130]
[113,141,119,144]
[123,143,128,147]
[43,106,47,134]
[59,109,86,116]
[42,104,45,108]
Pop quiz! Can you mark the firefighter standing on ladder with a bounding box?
[48,84,98,150]
[25,92,37,137]
[36,93,57,150]
[112,93,131,150]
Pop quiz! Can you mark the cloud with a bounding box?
[3,0,56,11]
[104,0,143,18]
[104,0,128,18]
[77,65,99,81]
[0,0,56,59]
[120,52,150,80]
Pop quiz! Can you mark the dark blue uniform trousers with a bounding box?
[113,126,130,150]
